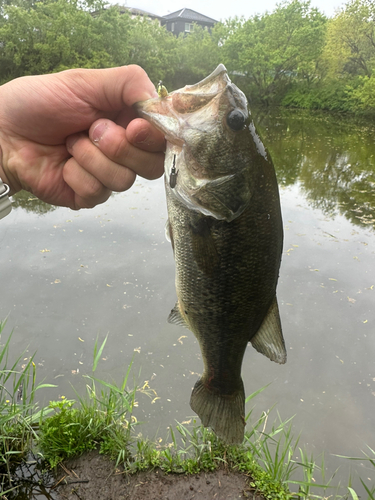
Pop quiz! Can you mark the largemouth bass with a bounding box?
[136,65,286,444]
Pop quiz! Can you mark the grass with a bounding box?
[336,447,375,500]
[0,319,374,500]
[0,319,55,493]
[38,342,139,468]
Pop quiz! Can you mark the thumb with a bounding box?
[62,65,159,112]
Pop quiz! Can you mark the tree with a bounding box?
[0,0,132,83]
[126,17,178,88]
[220,0,327,104]
[321,0,375,79]
[170,23,222,89]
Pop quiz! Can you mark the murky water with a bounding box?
[1,108,374,497]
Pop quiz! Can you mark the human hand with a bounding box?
[0,65,165,209]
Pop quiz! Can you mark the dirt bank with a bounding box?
[53,450,267,500]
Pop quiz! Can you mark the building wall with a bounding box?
[164,20,213,36]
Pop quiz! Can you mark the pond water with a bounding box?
[1,108,374,497]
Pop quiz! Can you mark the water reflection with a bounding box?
[255,108,375,230]
[12,191,56,215]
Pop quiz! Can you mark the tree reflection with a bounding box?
[12,191,57,215]
[254,108,375,230]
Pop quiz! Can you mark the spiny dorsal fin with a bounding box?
[168,302,189,328]
[250,297,286,364]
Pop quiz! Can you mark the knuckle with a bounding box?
[142,153,165,180]
[81,177,104,202]
[127,64,148,81]
[112,168,136,192]
[110,135,132,163]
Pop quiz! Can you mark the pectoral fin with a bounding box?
[250,297,286,364]
[168,302,189,329]
[191,173,251,222]
[165,220,175,252]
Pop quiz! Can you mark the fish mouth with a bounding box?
[182,64,229,94]
[134,64,231,140]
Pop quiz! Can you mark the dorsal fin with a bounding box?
[168,302,189,329]
[250,297,286,364]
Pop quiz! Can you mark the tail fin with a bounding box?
[190,378,245,445]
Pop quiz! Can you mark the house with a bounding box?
[161,8,217,36]
[115,6,162,24]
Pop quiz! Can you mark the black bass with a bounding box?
[136,65,286,444]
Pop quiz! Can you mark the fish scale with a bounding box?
[136,65,286,444]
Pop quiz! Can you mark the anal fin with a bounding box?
[250,297,287,364]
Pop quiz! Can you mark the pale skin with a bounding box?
[0,65,165,210]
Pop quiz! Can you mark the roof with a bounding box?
[162,8,217,24]
[117,6,161,19]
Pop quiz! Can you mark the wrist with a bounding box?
[0,135,13,218]
[0,130,21,196]
[0,176,12,220]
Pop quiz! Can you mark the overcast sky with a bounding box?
[118,0,345,20]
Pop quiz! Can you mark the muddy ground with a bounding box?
[53,450,267,500]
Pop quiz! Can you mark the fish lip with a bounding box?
[183,64,229,92]
[134,64,232,134]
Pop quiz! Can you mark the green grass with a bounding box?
[0,319,55,490]
[38,340,139,468]
[0,319,374,500]
[336,447,375,500]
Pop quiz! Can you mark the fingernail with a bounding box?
[134,128,150,145]
[149,89,159,99]
[142,88,158,100]
[91,122,108,144]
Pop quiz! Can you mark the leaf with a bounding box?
[92,335,108,373]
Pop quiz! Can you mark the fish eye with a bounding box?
[226,109,247,131]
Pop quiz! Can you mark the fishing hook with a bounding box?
[170,155,178,188]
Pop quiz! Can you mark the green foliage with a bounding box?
[336,447,375,500]
[38,399,97,467]
[1,0,375,113]
[349,74,375,112]
[220,0,327,104]
[172,23,221,88]
[282,78,359,112]
[321,0,375,79]
[38,337,138,467]
[0,319,55,490]
[128,422,293,499]
[0,0,132,83]
[126,17,178,87]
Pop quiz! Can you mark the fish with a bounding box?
[135,64,286,444]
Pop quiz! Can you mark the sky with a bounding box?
[117,0,345,20]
